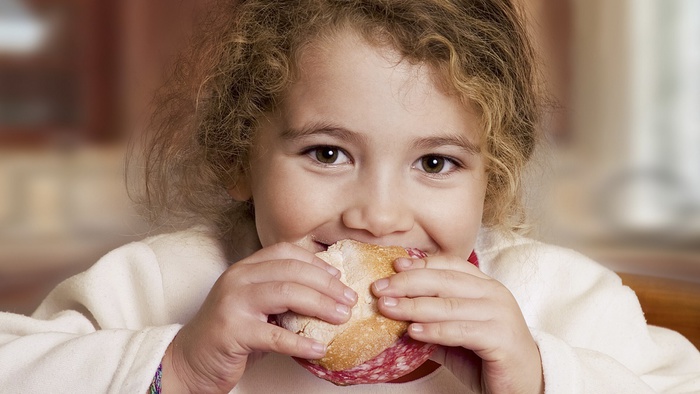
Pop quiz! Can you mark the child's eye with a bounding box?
[305,146,350,165]
[413,155,460,175]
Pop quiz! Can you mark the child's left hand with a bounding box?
[373,255,544,394]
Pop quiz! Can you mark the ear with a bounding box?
[227,175,252,202]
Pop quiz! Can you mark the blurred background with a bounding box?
[1,0,699,315]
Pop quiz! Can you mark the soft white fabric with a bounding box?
[0,227,698,393]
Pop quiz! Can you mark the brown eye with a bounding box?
[421,156,445,173]
[315,147,340,163]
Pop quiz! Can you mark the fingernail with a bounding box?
[374,278,389,291]
[410,323,424,333]
[396,258,412,269]
[344,288,357,303]
[382,296,398,307]
[311,341,326,355]
[336,303,350,315]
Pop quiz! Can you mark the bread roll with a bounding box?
[276,239,435,385]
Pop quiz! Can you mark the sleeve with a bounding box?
[531,284,700,393]
[0,241,183,393]
[483,239,700,394]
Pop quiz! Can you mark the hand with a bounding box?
[372,255,543,394]
[161,243,358,393]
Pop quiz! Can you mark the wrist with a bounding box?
[163,335,232,394]
[161,341,196,394]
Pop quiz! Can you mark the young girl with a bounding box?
[1,0,699,392]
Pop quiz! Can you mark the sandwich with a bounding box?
[276,239,435,385]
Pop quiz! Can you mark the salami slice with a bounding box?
[294,334,436,385]
[405,247,427,259]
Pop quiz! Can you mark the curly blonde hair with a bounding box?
[132,0,543,254]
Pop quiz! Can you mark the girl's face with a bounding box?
[231,31,487,260]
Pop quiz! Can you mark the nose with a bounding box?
[341,177,414,238]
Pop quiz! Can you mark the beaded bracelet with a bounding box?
[149,363,163,394]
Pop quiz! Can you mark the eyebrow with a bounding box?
[280,122,368,145]
[412,134,481,155]
[281,122,480,155]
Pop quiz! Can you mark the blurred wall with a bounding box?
[0,0,206,314]
[523,0,700,281]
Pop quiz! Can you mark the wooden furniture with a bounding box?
[620,273,700,350]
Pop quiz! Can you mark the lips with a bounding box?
[312,236,429,256]
[312,240,332,253]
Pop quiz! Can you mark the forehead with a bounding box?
[297,31,428,95]
[289,30,479,128]
[276,29,482,145]
[297,27,439,87]
[292,28,481,122]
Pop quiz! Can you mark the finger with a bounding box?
[240,242,341,278]
[243,322,328,360]
[377,295,498,323]
[373,268,495,299]
[250,281,353,325]
[394,255,486,278]
[406,320,499,351]
[236,259,357,305]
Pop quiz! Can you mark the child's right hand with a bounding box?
[159,242,357,393]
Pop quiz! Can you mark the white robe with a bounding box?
[1,227,698,393]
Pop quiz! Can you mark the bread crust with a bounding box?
[277,240,410,371]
